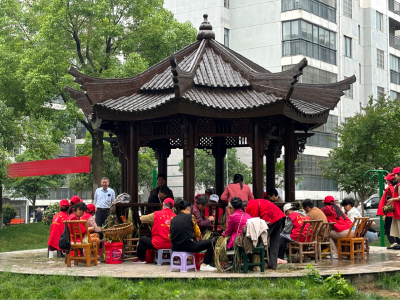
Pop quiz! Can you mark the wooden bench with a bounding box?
[7,219,25,226]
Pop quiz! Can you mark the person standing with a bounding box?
[246,198,286,269]
[148,174,174,200]
[35,208,43,222]
[387,167,400,247]
[94,177,115,227]
[377,173,400,249]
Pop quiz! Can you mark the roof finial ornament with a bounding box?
[197,14,215,40]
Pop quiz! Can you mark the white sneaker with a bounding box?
[200,264,217,272]
[333,254,338,259]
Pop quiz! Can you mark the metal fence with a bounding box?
[282,0,336,23]
[282,39,337,65]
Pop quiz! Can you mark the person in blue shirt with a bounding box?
[94,177,115,227]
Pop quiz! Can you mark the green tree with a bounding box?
[321,96,400,209]
[5,151,66,219]
[0,0,197,195]
[179,148,252,191]
[69,133,157,196]
[273,160,302,190]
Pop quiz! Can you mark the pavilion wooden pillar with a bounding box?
[284,122,296,202]
[119,152,127,193]
[266,145,276,189]
[127,122,139,203]
[252,119,264,199]
[213,137,226,196]
[182,120,195,202]
[157,139,171,179]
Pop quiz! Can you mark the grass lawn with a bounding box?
[0,272,389,300]
[0,223,50,252]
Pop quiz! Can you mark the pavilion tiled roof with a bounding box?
[66,14,356,121]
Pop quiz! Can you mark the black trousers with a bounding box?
[385,216,400,244]
[268,217,286,267]
[278,236,292,259]
[172,238,217,265]
[137,236,156,261]
[95,209,110,227]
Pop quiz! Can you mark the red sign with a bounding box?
[7,156,91,178]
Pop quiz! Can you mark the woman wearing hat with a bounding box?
[67,195,82,214]
[81,203,103,252]
[321,196,353,258]
[378,173,400,249]
[47,199,70,255]
[387,167,400,245]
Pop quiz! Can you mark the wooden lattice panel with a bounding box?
[196,118,214,134]
[216,120,231,134]
[232,119,250,134]
[199,136,213,148]
[170,138,182,148]
[139,121,152,136]
[225,136,249,147]
[154,120,167,136]
[168,118,181,135]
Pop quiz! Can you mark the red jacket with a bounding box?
[288,212,310,242]
[377,185,394,217]
[246,199,285,225]
[321,205,352,232]
[47,211,69,250]
[151,208,176,249]
[67,213,87,242]
[393,183,400,220]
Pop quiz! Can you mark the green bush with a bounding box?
[42,203,59,225]
[3,204,17,225]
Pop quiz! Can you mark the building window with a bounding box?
[343,0,352,17]
[377,49,384,69]
[295,174,338,191]
[281,0,336,23]
[391,90,400,100]
[358,25,360,45]
[312,115,338,133]
[390,54,400,85]
[344,36,352,58]
[376,11,383,32]
[224,0,229,8]
[282,20,337,65]
[283,65,337,84]
[58,143,73,157]
[344,76,353,99]
[377,86,385,98]
[224,28,229,47]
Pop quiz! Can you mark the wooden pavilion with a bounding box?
[66,15,355,204]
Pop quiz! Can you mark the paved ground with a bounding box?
[0,246,399,279]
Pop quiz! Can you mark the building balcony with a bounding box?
[391,70,400,85]
[282,39,337,65]
[390,34,400,51]
[282,0,336,23]
[389,0,400,16]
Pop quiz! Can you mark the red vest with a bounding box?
[393,184,400,219]
[322,205,352,232]
[246,199,285,225]
[81,212,92,221]
[151,208,176,249]
[47,211,69,250]
[288,212,310,242]
[67,213,87,242]
[377,186,394,217]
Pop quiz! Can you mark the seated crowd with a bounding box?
[48,171,393,271]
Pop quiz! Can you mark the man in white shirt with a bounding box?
[94,177,115,227]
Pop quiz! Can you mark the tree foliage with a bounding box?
[321,96,400,202]
[2,203,17,225]
[179,148,252,191]
[69,133,157,196]
[273,160,302,190]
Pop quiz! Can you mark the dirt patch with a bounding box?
[356,283,400,299]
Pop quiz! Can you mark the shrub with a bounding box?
[3,203,17,225]
[42,203,60,225]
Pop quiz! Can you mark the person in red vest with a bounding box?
[133,198,176,263]
[67,195,82,214]
[321,195,353,258]
[81,203,103,252]
[377,173,400,249]
[47,199,70,256]
[246,198,286,270]
[67,202,95,242]
[387,167,400,246]
[278,203,311,261]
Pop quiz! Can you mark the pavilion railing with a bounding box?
[282,0,336,23]
[389,0,400,16]
[115,202,227,237]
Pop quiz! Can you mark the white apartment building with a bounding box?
[163,0,400,201]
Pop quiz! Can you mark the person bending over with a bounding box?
[266,188,283,203]
[133,198,176,263]
[170,200,217,272]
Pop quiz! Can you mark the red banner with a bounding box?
[8,156,91,178]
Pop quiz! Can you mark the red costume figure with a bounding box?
[47,200,70,251]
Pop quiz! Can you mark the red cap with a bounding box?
[163,198,174,208]
[393,167,400,174]
[59,199,70,207]
[385,173,394,181]
[86,203,96,212]
[323,195,335,203]
[70,196,82,205]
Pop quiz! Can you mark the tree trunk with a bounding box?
[32,196,36,223]
[0,181,3,229]
[91,130,104,200]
